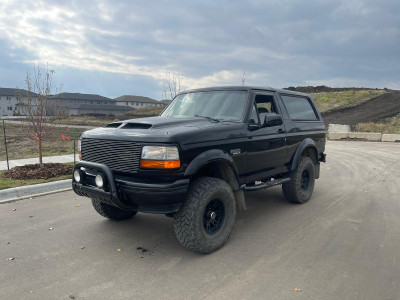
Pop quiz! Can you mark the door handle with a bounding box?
[277,129,286,134]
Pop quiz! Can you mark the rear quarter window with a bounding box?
[280,95,318,121]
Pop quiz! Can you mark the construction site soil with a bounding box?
[321,91,400,125]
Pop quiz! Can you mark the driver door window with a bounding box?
[255,95,279,126]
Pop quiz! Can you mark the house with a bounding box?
[50,93,134,116]
[0,88,38,116]
[160,99,172,106]
[114,95,165,108]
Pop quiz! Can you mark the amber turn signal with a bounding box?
[140,160,181,169]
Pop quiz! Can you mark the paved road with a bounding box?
[1,141,400,299]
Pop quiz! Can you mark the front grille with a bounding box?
[81,138,141,173]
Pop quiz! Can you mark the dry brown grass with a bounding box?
[0,123,86,160]
[357,114,400,134]
[125,106,165,118]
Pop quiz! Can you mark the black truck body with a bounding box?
[72,86,326,253]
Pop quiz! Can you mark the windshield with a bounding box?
[161,91,248,121]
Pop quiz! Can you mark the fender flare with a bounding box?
[184,149,239,179]
[289,138,318,171]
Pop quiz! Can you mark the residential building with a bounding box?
[1,88,163,117]
[50,93,134,116]
[0,88,38,116]
[114,95,165,108]
[160,99,172,106]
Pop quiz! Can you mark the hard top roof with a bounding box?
[177,86,311,97]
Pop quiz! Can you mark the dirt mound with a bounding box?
[322,91,400,125]
[285,86,386,94]
[2,163,72,180]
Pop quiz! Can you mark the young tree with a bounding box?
[162,70,184,100]
[18,64,60,168]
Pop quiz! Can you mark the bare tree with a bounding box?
[163,70,184,100]
[18,64,60,168]
[242,72,246,86]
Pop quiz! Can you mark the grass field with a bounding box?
[53,115,119,127]
[357,114,400,134]
[0,123,86,160]
[311,89,387,113]
[125,106,165,118]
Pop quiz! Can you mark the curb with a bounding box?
[0,179,72,204]
[327,124,400,142]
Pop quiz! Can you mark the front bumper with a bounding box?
[72,161,189,214]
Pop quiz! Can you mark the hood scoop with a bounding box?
[121,122,152,129]
[104,122,122,128]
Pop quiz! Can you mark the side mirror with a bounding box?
[263,114,283,127]
[248,119,260,131]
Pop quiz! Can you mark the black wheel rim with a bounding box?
[203,198,225,235]
[301,170,310,190]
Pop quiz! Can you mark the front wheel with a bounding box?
[91,199,137,221]
[282,156,315,204]
[174,177,236,254]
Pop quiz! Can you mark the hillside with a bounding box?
[321,91,400,125]
[310,90,387,113]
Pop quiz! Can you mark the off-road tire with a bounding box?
[282,156,315,204]
[174,177,236,254]
[91,199,137,221]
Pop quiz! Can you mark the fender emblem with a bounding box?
[230,149,241,156]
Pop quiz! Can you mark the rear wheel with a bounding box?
[282,156,315,204]
[174,177,236,254]
[91,199,137,221]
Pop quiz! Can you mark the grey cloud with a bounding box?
[0,0,399,97]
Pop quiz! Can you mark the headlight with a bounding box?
[140,146,180,169]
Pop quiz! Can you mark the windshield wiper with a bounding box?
[194,115,220,122]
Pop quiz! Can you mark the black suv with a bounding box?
[72,86,326,253]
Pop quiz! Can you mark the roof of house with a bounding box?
[113,95,159,103]
[0,88,38,97]
[51,92,111,101]
[76,104,134,111]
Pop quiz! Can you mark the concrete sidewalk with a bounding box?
[0,154,79,171]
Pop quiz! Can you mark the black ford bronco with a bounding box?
[72,86,326,253]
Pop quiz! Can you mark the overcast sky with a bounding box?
[0,0,399,99]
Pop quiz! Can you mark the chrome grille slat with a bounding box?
[81,138,141,173]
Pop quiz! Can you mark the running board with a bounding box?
[243,178,291,191]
